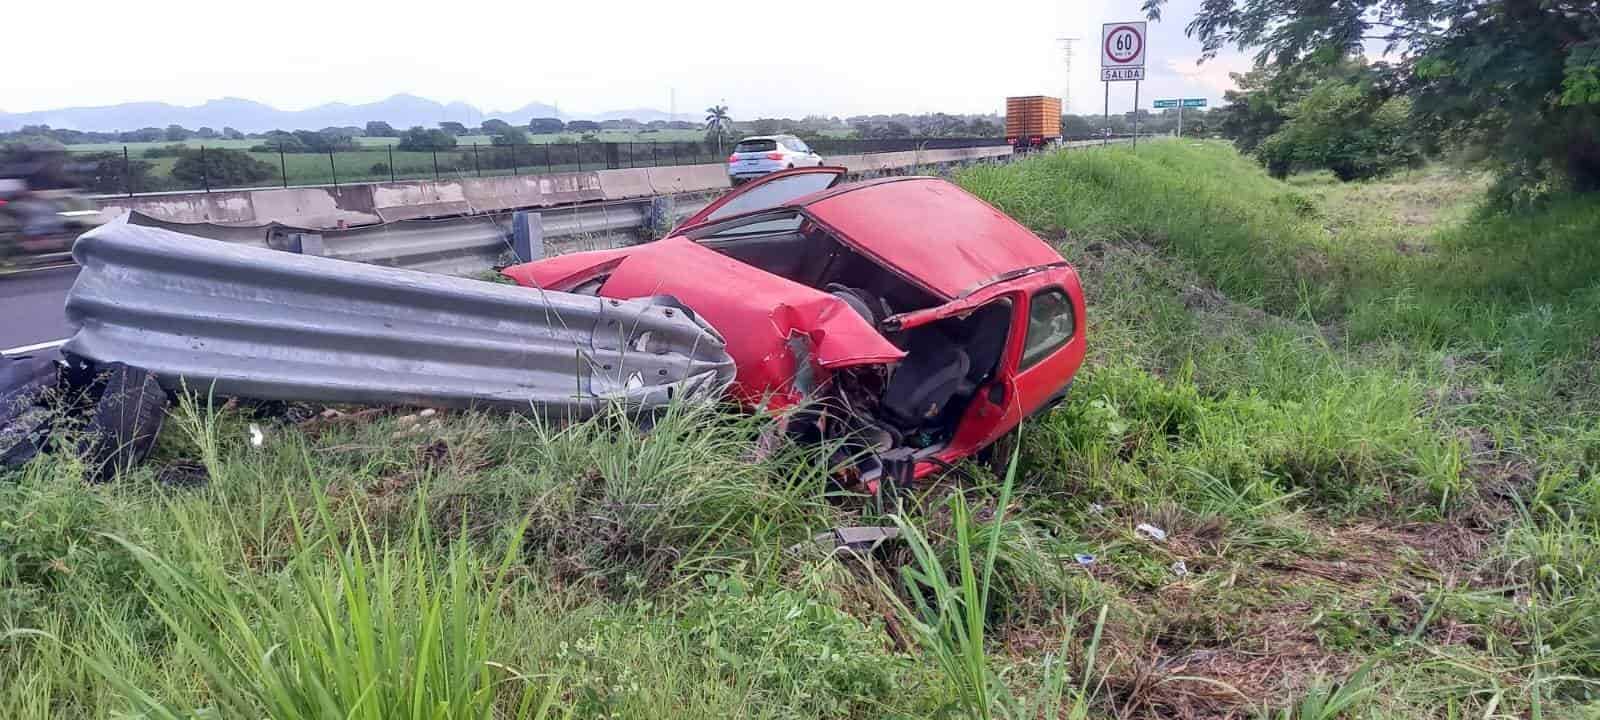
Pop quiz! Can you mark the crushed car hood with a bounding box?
[799,177,1066,299]
[505,237,905,406]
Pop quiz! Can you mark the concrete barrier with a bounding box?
[251,186,380,226]
[643,165,729,196]
[92,146,1013,229]
[596,168,657,201]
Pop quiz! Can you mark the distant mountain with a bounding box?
[486,101,563,122]
[0,95,677,133]
[570,107,679,123]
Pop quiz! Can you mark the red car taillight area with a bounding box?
[766,152,784,161]
[727,154,738,163]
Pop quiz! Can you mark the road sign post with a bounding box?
[1153,98,1207,137]
[1101,21,1147,149]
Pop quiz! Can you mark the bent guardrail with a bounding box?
[64,219,735,414]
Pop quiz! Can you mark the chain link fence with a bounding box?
[44,137,1008,197]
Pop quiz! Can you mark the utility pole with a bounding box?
[1056,37,1080,114]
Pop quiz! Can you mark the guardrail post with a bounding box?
[329,150,338,189]
[200,145,209,192]
[289,232,324,256]
[511,211,544,262]
[511,143,519,176]
[123,146,133,197]
[431,148,439,181]
[544,143,552,174]
[471,143,481,177]
[279,144,288,187]
[671,142,678,166]
[387,145,396,183]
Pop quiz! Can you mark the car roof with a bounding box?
[794,177,1066,299]
[736,135,798,142]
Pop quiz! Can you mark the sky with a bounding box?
[1,0,1254,118]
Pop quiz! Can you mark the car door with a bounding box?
[673,166,846,234]
[789,137,822,165]
[1010,280,1085,416]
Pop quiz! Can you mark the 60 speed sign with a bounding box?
[1101,22,1147,68]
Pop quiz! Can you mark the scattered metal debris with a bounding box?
[1135,523,1168,542]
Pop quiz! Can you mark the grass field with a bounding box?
[7,140,1600,718]
[63,128,860,192]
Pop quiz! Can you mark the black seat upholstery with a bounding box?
[881,331,972,429]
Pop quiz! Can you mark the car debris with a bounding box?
[0,353,59,468]
[506,168,1087,494]
[1,354,169,481]
[1135,523,1168,542]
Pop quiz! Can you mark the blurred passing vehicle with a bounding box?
[726,135,824,185]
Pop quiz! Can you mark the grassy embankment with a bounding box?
[5,140,1600,718]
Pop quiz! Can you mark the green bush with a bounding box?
[1256,81,1423,181]
[170,148,275,188]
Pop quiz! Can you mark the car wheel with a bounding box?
[79,363,169,483]
[979,426,1022,480]
[786,163,794,169]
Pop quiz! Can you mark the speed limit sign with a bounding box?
[1101,22,1147,69]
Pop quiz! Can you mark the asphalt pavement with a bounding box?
[1,265,79,353]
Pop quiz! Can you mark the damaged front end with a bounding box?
[506,227,1024,494]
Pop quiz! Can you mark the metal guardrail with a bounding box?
[64,220,736,414]
[122,193,714,277]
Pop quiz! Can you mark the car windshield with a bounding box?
[705,172,838,221]
[734,139,777,153]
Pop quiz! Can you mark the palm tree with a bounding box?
[704,104,731,155]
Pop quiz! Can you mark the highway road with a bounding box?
[1,266,78,354]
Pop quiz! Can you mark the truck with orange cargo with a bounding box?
[1005,95,1062,152]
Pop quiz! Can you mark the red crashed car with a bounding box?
[505,167,1085,488]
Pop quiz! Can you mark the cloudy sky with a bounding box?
[3,0,1252,118]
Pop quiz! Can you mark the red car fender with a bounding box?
[503,237,906,409]
[500,246,635,291]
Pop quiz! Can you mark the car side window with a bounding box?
[1021,288,1075,369]
[788,138,809,153]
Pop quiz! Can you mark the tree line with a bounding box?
[1145,0,1600,203]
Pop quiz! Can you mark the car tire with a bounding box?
[979,426,1022,480]
[80,363,168,483]
[786,164,794,169]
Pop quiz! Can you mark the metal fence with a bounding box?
[45,137,1008,197]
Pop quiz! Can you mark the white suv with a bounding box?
[726,135,824,185]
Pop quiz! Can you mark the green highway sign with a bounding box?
[1153,99,1179,109]
[1182,98,1208,108]
[1154,98,1208,109]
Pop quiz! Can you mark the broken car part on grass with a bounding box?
[5,170,1086,494]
